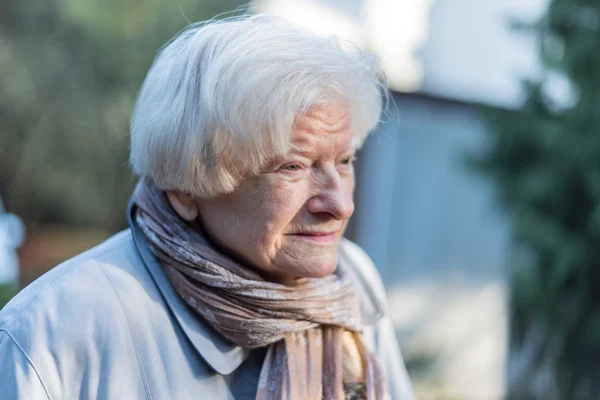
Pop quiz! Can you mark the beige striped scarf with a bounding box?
[132,179,387,399]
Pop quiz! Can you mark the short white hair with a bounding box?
[130,14,387,198]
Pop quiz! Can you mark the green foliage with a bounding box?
[0,0,244,230]
[473,1,600,398]
[0,284,18,309]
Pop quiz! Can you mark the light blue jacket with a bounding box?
[0,211,414,399]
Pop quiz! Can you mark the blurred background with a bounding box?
[1,0,598,399]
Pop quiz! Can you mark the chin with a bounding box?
[293,255,338,279]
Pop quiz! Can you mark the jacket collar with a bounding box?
[127,200,385,375]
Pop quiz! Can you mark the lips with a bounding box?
[295,231,337,236]
[288,231,339,244]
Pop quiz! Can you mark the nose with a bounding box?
[306,168,354,220]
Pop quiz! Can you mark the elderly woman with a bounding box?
[0,15,414,400]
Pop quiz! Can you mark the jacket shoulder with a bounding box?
[0,229,159,399]
[0,229,138,334]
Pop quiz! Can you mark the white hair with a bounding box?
[130,14,387,198]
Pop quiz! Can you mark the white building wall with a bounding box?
[421,0,547,107]
[254,0,548,106]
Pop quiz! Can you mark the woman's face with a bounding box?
[194,103,355,282]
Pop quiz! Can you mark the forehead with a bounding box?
[290,103,353,155]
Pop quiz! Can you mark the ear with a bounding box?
[166,191,199,221]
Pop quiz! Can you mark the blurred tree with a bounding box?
[0,0,243,231]
[0,283,17,309]
[474,1,600,399]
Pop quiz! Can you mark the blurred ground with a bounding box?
[390,282,507,400]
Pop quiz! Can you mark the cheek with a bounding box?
[258,186,307,246]
[229,179,308,251]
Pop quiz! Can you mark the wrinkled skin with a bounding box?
[168,103,356,285]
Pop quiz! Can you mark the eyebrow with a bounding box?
[287,146,356,157]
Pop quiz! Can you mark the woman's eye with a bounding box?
[340,156,356,165]
[281,163,302,171]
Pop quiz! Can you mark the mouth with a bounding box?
[287,231,339,244]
